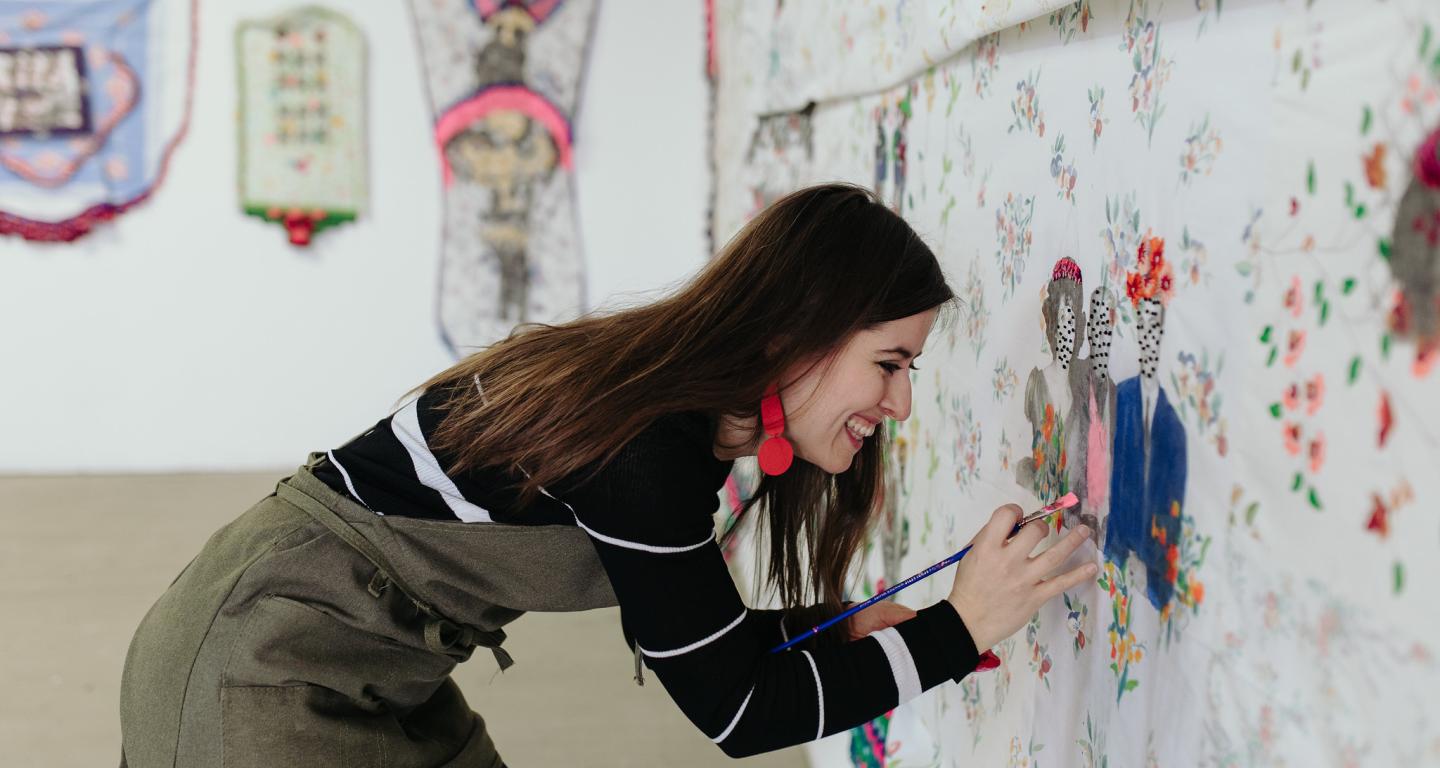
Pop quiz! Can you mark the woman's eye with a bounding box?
[879,362,918,374]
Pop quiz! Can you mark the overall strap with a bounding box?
[276,481,515,671]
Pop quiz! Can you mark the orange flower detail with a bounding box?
[1363,143,1387,190]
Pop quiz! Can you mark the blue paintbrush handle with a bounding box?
[767,498,1070,654]
[769,544,975,653]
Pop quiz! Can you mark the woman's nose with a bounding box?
[881,374,912,422]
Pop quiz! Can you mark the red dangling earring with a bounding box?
[756,382,794,476]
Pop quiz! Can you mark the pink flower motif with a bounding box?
[1282,382,1300,412]
[1284,330,1306,368]
[1284,275,1304,318]
[1282,422,1302,456]
[1305,374,1325,416]
[1308,433,1325,472]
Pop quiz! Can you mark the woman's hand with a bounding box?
[844,600,918,640]
[947,504,1097,652]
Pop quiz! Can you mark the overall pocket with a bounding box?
[219,594,476,767]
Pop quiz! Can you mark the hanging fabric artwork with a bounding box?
[0,0,196,243]
[408,0,597,355]
[235,6,366,247]
[236,5,365,244]
[712,1,1440,765]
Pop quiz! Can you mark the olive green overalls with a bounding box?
[119,454,620,767]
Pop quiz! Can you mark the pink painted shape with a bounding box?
[1086,389,1110,510]
[473,0,563,23]
[433,85,573,187]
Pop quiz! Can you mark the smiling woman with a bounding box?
[118,183,1097,766]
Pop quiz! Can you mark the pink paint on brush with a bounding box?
[1017,491,1079,528]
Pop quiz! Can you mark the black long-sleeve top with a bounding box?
[312,389,982,757]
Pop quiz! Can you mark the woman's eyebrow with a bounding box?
[880,347,921,359]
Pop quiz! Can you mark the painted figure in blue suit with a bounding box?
[1105,297,1186,610]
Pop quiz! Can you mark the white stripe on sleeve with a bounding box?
[390,399,495,523]
[640,610,747,658]
[871,627,923,704]
[711,686,754,744]
[801,650,824,740]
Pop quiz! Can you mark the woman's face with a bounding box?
[777,308,939,474]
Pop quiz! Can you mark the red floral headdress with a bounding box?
[1125,234,1174,307]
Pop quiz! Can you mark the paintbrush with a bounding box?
[769,491,1080,653]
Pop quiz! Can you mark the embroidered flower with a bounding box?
[1363,142,1387,190]
[1304,374,1325,416]
[1307,433,1325,473]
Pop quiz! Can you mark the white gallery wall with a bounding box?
[0,0,710,473]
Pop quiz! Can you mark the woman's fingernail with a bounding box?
[1076,525,1091,537]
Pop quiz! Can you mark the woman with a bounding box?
[119,183,1096,766]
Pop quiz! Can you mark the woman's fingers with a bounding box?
[1008,515,1048,553]
[1029,524,1092,578]
[1039,560,1100,602]
[976,504,1024,547]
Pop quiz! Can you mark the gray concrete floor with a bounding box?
[0,472,807,768]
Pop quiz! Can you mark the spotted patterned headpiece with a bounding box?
[1052,257,1083,282]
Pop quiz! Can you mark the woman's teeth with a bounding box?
[846,417,875,441]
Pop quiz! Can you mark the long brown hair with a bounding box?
[420,183,956,632]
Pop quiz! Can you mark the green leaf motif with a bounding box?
[1260,325,1273,343]
[1124,679,1140,692]
[1306,161,1316,195]
[1342,277,1356,295]
[1307,487,1322,510]
[1394,562,1405,594]
[1292,472,1304,491]
[1348,356,1362,384]
[1361,106,1373,135]
[1244,502,1259,525]
[1269,402,1283,419]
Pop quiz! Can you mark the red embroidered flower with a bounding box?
[1282,422,1302,456]
[1378,391,1394,447]
[1282,382,1300,412]
[1125,235,1174,308]
[1366,493,1390,538]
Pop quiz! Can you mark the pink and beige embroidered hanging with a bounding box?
[409,0,597,355]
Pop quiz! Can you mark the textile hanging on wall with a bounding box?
[713,1,1440,765]
[408,0,597,356]
[0,0,196,242]
[236,5,367,247]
